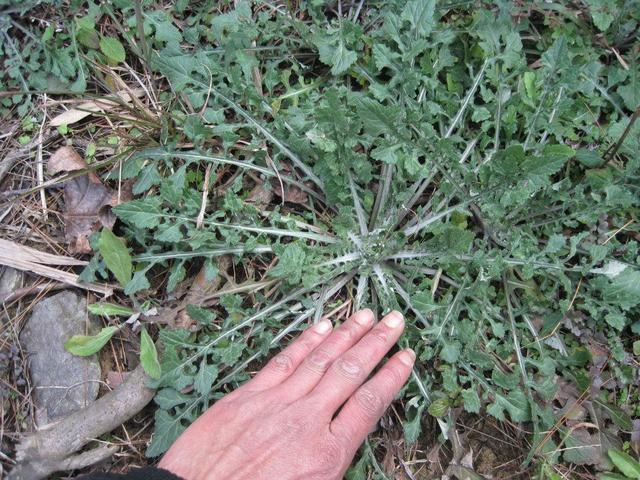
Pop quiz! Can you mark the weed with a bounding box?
[3,0,639,476]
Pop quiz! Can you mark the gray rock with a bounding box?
[0,267,22,297]
[20,291,101,426]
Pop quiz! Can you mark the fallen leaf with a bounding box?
[268,162,310,204]
[106,370,130,388]
[271,180,309,204]
[48,89,144,127]
[247,181,274,206]
[48,146,118,253]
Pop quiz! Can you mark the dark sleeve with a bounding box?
[78,466,184,480]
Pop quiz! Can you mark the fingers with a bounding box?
[248,319,333,391]
[330,349,415,445]
[275,309,375,400]
[308,311,405,413]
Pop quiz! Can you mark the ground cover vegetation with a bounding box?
[1,0,639,478]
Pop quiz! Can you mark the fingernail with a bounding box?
[354,309,374,326]
[383,311,404,328]
[314,319,332,334]
[398,349,415,366]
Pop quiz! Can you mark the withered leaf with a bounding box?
[270,179,309,204]
[48,146,118,254]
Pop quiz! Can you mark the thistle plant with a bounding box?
[79,0,639,468]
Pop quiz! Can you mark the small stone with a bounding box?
[0,267,22,298]
[20,291,101,426]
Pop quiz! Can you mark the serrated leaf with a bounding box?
[88,303,135,317]
[113,197,164,229]
[461,388,481,413]
[140,327,161,379]
[154,388,190,410]
[401,0,436,37]
[133,164,162,195]
[186,305,215,326]
[522,144,574,177]
[331,42,357,76]
[403,401,426,444]
[98,229,132,287]
[146,409,188,457]
[99,37,126,63]
[354,96,402,137]
[65,326,119,356]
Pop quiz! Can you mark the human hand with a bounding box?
[158,309,415,480]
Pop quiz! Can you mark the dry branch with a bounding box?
[9,363,155,480]
[0,239,113,296]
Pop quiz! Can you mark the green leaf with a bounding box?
[270,243,306,284]
[133,164,163,195]
[98,229,132,287]
[427,398,450,418]
[354,96,402,137]
[146,409,188,457]
[146,11,183,44]
[596,401,633,431]
[575,148,604,168]
[461,388,481,413]
[603,269,640,309]
[88,303,135,317]
[440,342,460,363]
[65,326,119,356]
[186,305,215,326]
[599,474,632,480]
[194,360,218,395]
[522,144,574,177]
[331,42,357,76]
[125,268,152,296]
[608,449,640,479]
[140,327,161,380]
[401,0,436,37]
[99,36,126,63]
[113,197,163,229]
[403,401,426,444]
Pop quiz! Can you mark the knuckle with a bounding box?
[305,349,332,373]
[354,387,384,417]
[369,327,388,344]
[335,356,363,381]
[334,326,354,342]
[383,364,404,386]
[316,437,346,476]
[268,353,294,374]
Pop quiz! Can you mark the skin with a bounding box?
[159,309,415,480]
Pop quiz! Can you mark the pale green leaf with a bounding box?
[140,327,161,379]
[88,303,135,317]
[99,37,126,63]
[98,229,132,287]
[608,449,640,479]
[65,326,119,356]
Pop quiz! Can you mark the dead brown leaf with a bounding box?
[48,146,118,253]
[271,180,309,204]
[48,89,145,127]
[106,370,130,389]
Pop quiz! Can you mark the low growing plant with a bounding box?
[22,0,638,473]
